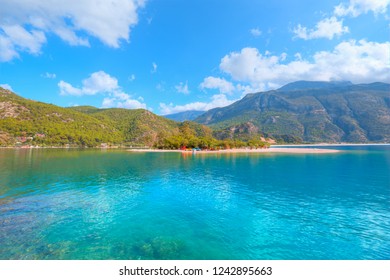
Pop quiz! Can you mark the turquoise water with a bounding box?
[0,146,389,259]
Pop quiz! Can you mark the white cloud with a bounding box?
[175,81,190,94]
[250,28,262,37]
[219,41,390,86]
[42,72,56,79]
[220,48,291,84]
[82,71,119,94]
[101,90,146,109]
[102,90,146,109]
[102,97,116,108]
[112,91,131,101]
[51,26,90,47]
[0,0,145,62]
[293,17,349,40]
[236,83,267,94]
[200,76,235,94]
[311,40,390,82]
[58,81,83,96]
[294,52,303,60]
[0,35,19,61]
[0,25,46,54]
[58,70,146,109]
[0,24,46,61]
[129,74,136,81]
[151,62,157,73]
[334,0,390,17]
[0,84,13,91]
[59,71,119,96]
[159,94,237,115]
[116,98,147,109]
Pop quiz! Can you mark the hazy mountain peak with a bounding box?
[164,110,206,122]
[278,81,353,91]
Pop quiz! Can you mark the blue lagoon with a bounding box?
[0,146,389,259]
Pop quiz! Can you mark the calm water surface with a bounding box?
[0,146,389,259]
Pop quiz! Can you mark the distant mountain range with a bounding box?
[1,81,389,146]
[194,81,390,143]
[164,110,205,122]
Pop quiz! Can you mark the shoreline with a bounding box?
[128,147,341,154]
[271,143,390,147]
[1,142,388,152]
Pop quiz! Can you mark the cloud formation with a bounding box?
[200,76,235,94]
[0,0,146,62]
[219,41,390,88]
[250,28,262,37]
[42,72,57,79]
[0,25,47,60]
[293,0,390,42]
[159,94,237,115]
[102,95,146,110]
[58,71,147,109]
[59,71,119,96]
[334,0,390,17]
[175,81,190,94]
[293,17,349,40]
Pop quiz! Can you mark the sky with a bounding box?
[0,0,389,115]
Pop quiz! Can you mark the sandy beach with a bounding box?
[128,147,340,154]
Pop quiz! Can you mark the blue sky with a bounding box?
[0,0,389,115]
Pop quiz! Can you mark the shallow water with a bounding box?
[0,146,389,259]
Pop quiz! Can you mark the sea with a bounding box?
[0,145,389,260]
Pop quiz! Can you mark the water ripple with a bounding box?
[0,148,389,259]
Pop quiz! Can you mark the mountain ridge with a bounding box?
[195,81,390,143]
[0,88,214,147]
[164,110,205,122]
[278,80,354,91]
[1,81,389,146]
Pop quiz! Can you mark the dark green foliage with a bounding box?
[0,88,122,147]
[87,108,179,146]
[1,87,239,148]
[67,105,101,114]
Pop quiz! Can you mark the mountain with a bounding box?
[164,110,206,122]
[0,87,122,146]
[0,87,212,147]
[195,82,390,143]
[3,81,388,146]
[70,106,180,146]
[278,80,353,91]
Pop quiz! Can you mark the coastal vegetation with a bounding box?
[0,87,270,149]
[157,122,269,150]
[2,81,388,148]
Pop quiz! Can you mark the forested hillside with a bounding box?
[0,87,270,148]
